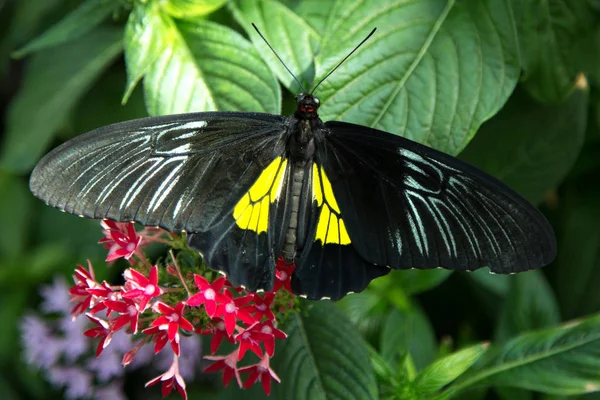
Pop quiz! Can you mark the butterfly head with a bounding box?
[295,93,320,120]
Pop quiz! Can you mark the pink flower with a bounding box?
[68,261,97,316]
[274,257,295,293]
[151,302,194,343]
[146,356,187,400]
[104,298,139,333]
[122,341,144,366]
[214,291,255,336]
[251,320,287,357]
[244,293,275,321]
[99,220,142,262]
[122,265,162,311]
[239,354,280,395]
[235,324,266,360]
[204,350,242,388]
[196,318,234,354]
[143,325,180,356]
[83,314,112,357]
[86,281,116,315]
[186,275,226,317]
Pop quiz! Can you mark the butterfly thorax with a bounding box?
[288,93,322,161]
[280,94,324,263]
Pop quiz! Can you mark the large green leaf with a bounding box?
[314,0,520,155]
[4,0,66,48]
[556,183,600,319]
[0,27,123,173]
[380,303,437,372]
[71,66,148,137]
[513,0,600,102]
[447,313,600,396]
[466,269,511,298]
[387,269,453,296]
[162,0,228,18]
[123,1,171,103]
[460,86,588,205]
[273,302,378,400]
[495,270,561,342]
[230,0,320,93]
[336,290,390,346]
[0,174,31,260]
[413,343,488,395]
[281,0,341,36]
[0,289,28,363]
[12,0,115,58]
[143,19,281,115]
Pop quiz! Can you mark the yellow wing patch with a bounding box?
[233,157,287,233]
[313,164,351,245]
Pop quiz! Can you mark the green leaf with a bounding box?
[123,1,171,103]
[0,242,69,284]
[143,19,280,115]
[381,303,437,372]
[448,313,600,396]
[36,205,106,265]
[513,0,600,102]
[0,173,32,260]
[162,0,228,18]
[567,92,600,181]
[460,86,588,205]
[273,302,378,400]
[556,183,600,319]
[0,289,28,364]
[414,343,488,395]
[466,269,511,298]
[388,269,453,296]
[0,374,19,400]
[230,0,320,93]
[12,0,115,58]
[495,387,534,400]
[4,0,66,47]
[336,290,389,346]
[0,26,123,173]
[281,0,341,36]
[71,64,148,137]
[495,270,561,342]
[315,0,520,155]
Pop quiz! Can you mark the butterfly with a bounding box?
[29,28,556,301]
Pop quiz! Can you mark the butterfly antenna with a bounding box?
[310,27,376,94]
[252,23,307,93]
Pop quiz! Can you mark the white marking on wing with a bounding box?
[173,195,186,220]
[73,141,149,206]
[120,160,169,210]
[178,120,207,131]
[96,157,156,205]
[408,191,452,257]
[405,193,428,256]
[147,158,187,213]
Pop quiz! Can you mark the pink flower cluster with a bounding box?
[68,220,296,399]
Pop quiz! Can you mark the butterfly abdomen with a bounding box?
[281,159,307,263]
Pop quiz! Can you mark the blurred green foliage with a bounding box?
[1,0,600,399]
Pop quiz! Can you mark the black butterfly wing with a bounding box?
[291,161,390,301]
[30,112,288,234]
[187,155,291,292]
[313,121,556,276]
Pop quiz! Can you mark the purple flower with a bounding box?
[94,384,128,400]
[47,367,93,400]
[58,315,89,361]
[40,276,72,315]
[20,313,62,368]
